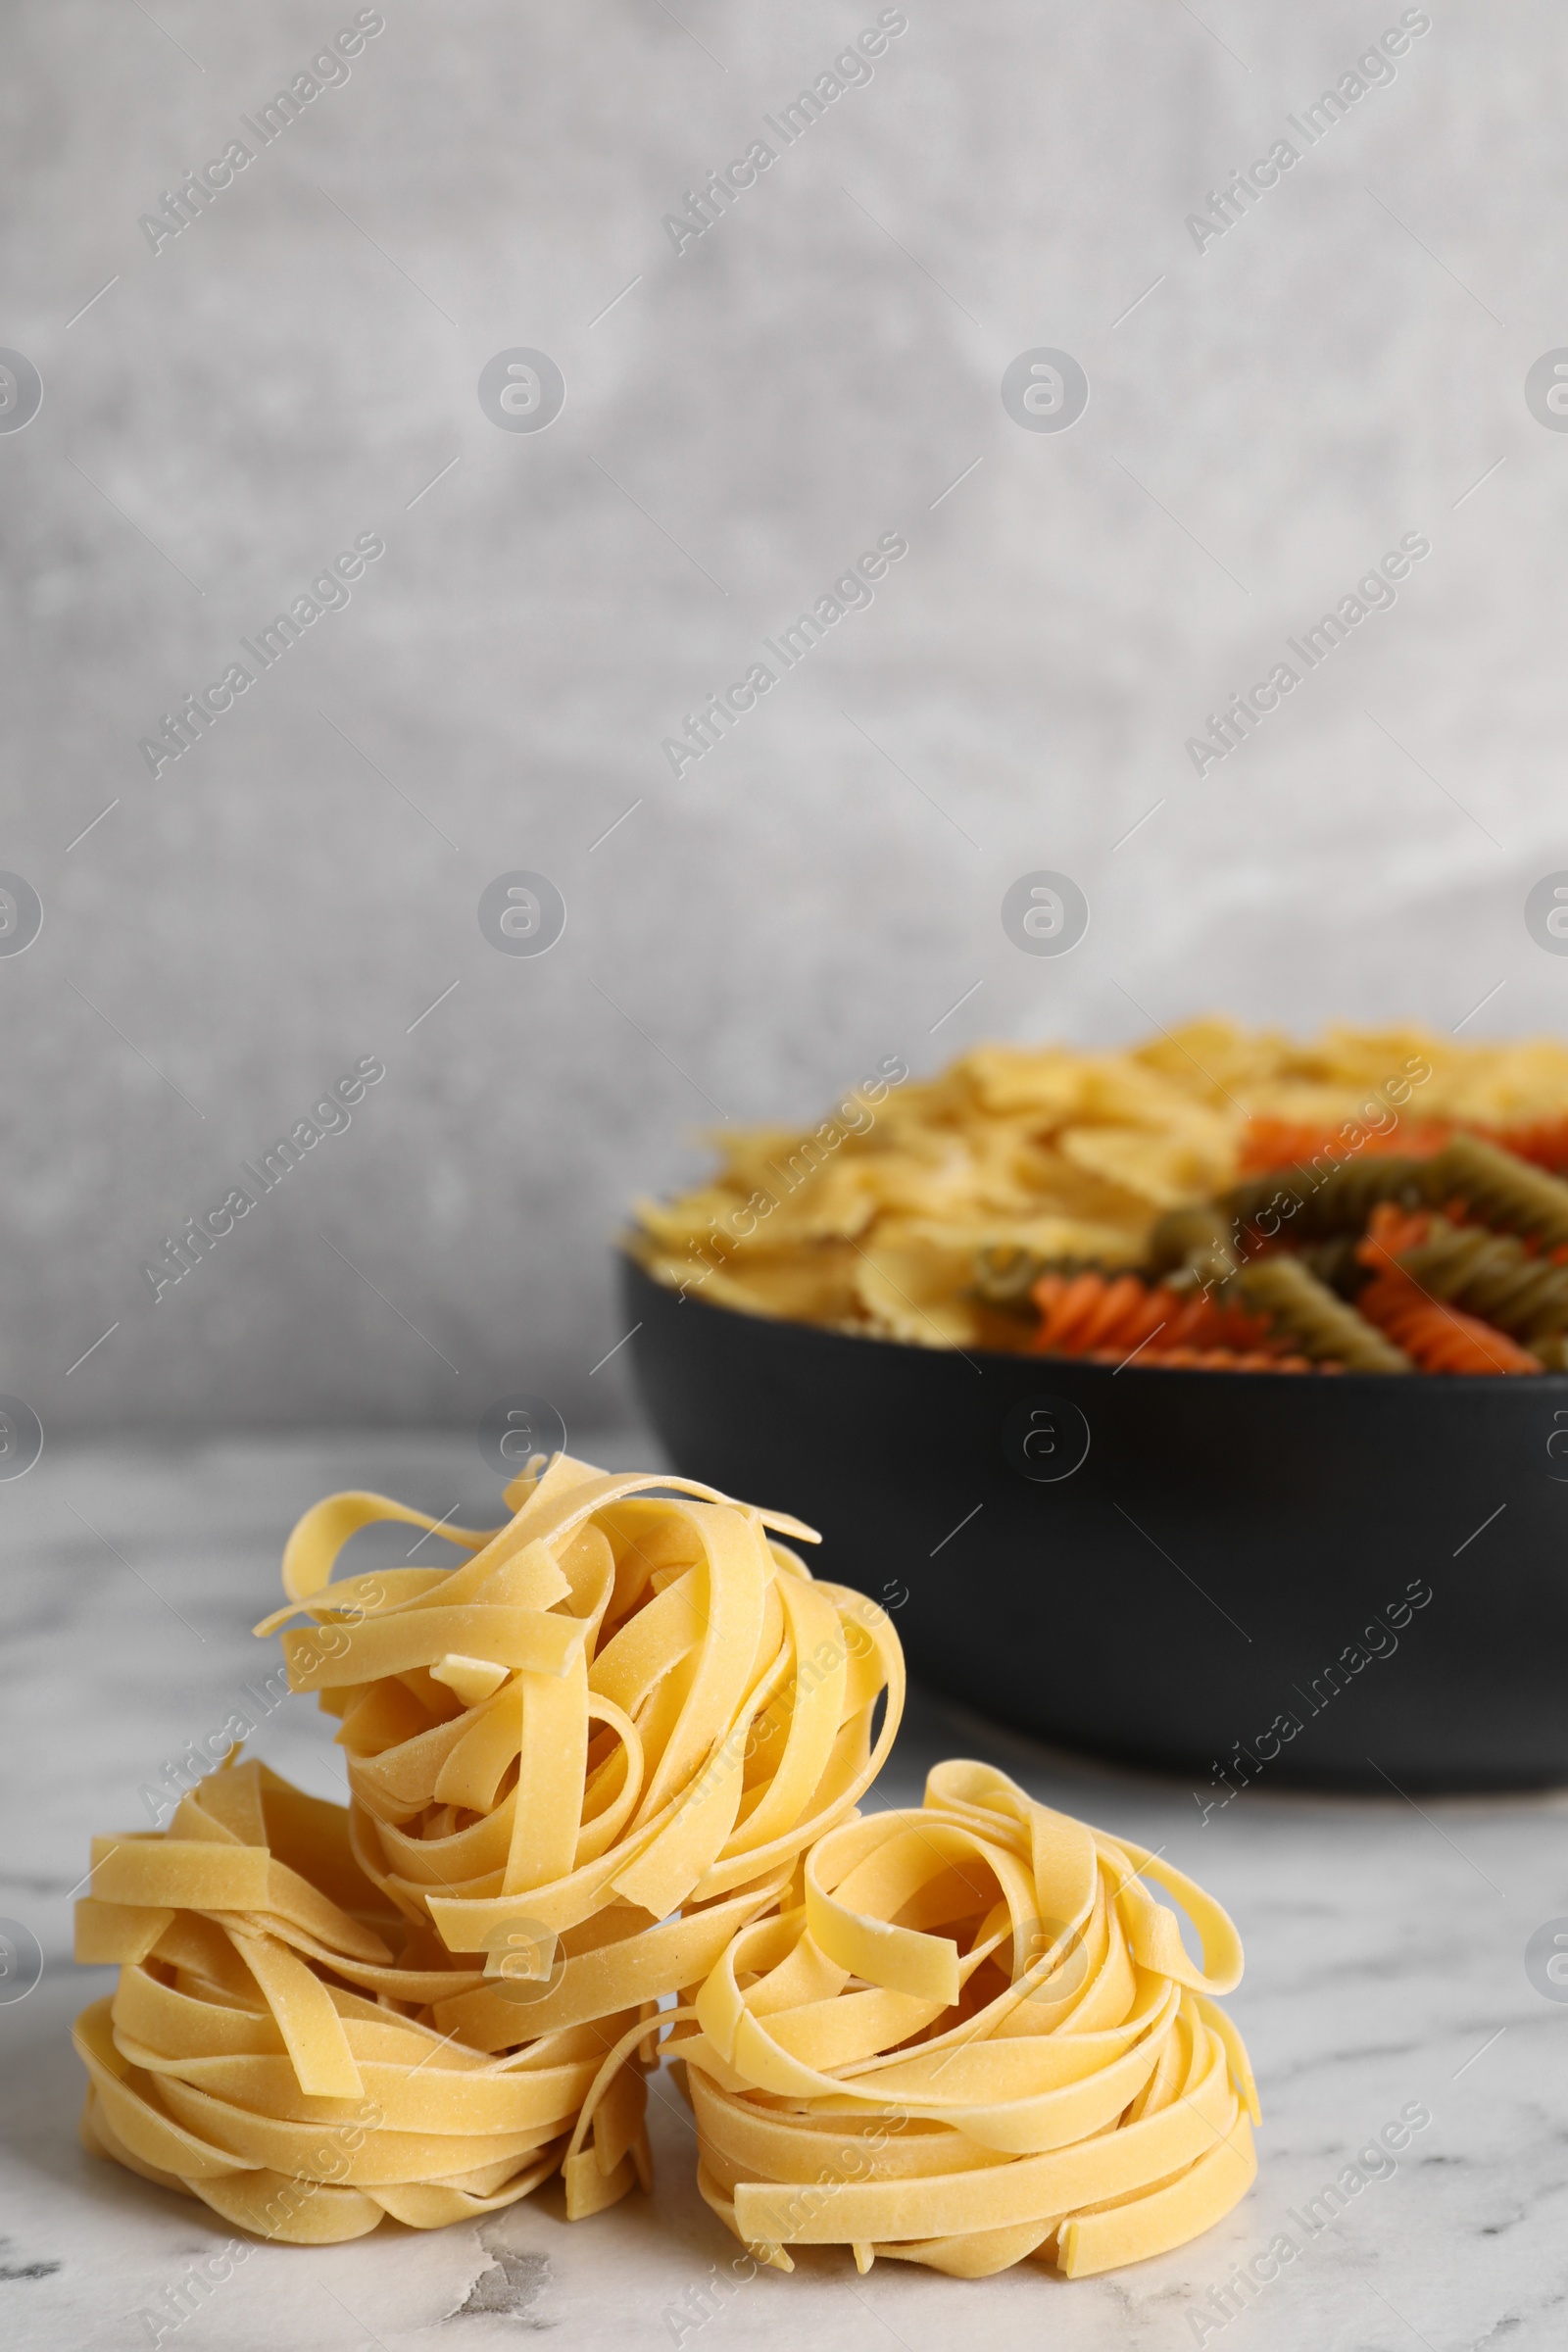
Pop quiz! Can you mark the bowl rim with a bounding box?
[618,1249,1568,1392]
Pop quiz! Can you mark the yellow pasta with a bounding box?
[631,1021,1568,1347]
[74,1455,905,2242]
[664,1761,1257,2279]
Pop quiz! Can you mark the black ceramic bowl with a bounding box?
[620,1254,1568,1793]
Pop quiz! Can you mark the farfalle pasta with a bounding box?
[74,1454,904,2241]
[669,1761,1257,2279]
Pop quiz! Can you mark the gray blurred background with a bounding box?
[4,0,1565,1438]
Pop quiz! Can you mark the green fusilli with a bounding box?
[1234,1256,1411,1372]
[1416,1135,1568,1251]
[1219,1155,1427,1245]
[1382,1214,1568,1346]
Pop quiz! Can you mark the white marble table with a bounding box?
[3,1433,1565,2352]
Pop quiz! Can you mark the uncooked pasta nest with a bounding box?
[628,1020,1568,1352]
[668,1760,1257,2278]
[73,1457,1263,2280]
[74,1454,904,2242]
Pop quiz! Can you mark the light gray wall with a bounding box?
[4,0,1565,1437]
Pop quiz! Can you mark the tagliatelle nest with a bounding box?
[74,1455,904,2242]
[671,1761,1257,2279]
[629,1021,1568,1347]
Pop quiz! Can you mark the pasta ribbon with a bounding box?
[670,1761,1258,2280]
[74,1455,904,2241]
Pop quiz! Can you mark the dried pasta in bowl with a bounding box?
[627,1022,1568,1373]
